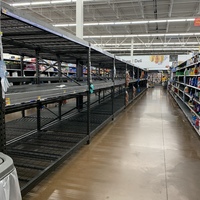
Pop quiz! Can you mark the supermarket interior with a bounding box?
[1,1,200,200]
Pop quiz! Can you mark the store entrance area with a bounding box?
[24,87,200,200]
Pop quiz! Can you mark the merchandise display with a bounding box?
[169,54,200,134]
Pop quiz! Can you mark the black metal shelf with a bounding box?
[0,2,147,197]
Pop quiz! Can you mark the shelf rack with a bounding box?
[0,2,147,196]
[169,54,200,136]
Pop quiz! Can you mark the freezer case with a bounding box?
[0,152,21,200]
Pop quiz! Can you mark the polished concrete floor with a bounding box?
[23,87,200,200]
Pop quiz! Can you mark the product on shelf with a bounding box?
[197,77,200,88]
[125,71,130,87]
[125,90,129,105]
[184,86,189,93]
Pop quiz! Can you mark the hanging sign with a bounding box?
[194,18,200,26]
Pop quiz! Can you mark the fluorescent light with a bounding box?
[98,22,115,25]
[11,0,108,6]
[85,23,99,26]
[104,48,198,51]
[32,1,50,5]
[179,33,194,36]
[186,19,195,21]
[115,22,131,25]
[53,18,196,27]
[95,42,200,46]
[68,23,76,26]
[84,32,200,38]
[149,20,167,23]
[51,0,76,3]
[11,3,31,6]
[131,21,149,24]
[11,0,75,6]
[54,23,76,27]
[54,24,71,27]
[168,19,185,22]
[136,34,151,37]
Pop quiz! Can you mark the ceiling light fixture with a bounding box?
[104,48,198,51]
[11,0,107,6]
[83,32,200,38]
[11,2,31,6]
[53,18,195,27]
[11,0,74,6]
[95,42,200,46]
[32,1,51,5]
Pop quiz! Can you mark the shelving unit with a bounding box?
[169,54,200,135]
[0,2,147,196]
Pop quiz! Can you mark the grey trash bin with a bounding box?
[0,153,22,200]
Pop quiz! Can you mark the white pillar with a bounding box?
[131,38,134,64]
[76,0,83,39]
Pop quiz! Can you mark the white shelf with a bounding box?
[169,90,200,135]
[176,81,185,85]
[170,53,200,135]
[175,75,184,77]
[185,75,200,77]
[179,89,184,93]
[7,69,21,71]
[185,102,200,119]
[184,84,200,90]
[176,61,200,71]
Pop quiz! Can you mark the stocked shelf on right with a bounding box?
[169,54,200,135]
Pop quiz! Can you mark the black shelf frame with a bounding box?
[0,2,147,196]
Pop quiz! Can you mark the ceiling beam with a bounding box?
[166,0,173,33]
[138,0,148,33]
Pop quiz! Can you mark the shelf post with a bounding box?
[111,57,115,119]
[76,59,83,81]
[37,100,41,132]
[22,109,25,118]
[58,98,62,120]
[0,1,6,153]
[20,55,24,77]
[87,45,91,144]
[98,90,101,104]
[35,49,40,84]
[57,54,61,83]
[125,63,128,107]
[76,59,83,111]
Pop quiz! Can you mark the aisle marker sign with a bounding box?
[194,18,200,26]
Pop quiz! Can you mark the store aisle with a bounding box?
[23,87,200,200]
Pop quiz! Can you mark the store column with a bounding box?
[76,0,83,39]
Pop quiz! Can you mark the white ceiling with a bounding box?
[3,0,200,56]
